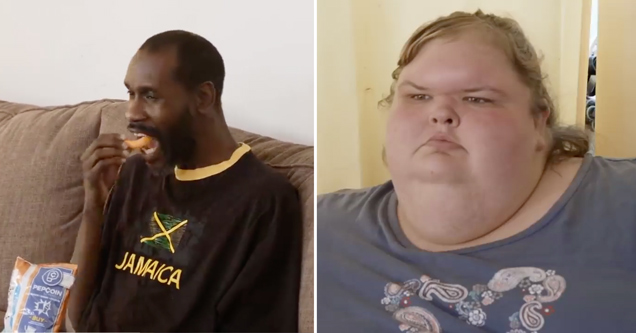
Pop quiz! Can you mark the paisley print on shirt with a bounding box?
[381,267,567,332]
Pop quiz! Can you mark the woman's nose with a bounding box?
[428,103,459,127]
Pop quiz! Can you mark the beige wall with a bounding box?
[317,0,363,193]
[317,0,591,194]
[594,0,636,157]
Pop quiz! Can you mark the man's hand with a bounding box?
[68,134,128,330]
[81,134,128,210]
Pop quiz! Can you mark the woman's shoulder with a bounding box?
[592,155,636,172]
[574,155,636,208]
[588,155,636,187]
[317,182,394,228]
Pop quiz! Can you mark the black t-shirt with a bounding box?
[78,144,303,332]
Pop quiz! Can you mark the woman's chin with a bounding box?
[410,158,469,183]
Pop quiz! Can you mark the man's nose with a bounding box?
[125,99,148,122]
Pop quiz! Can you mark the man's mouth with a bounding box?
[133,133,161,160]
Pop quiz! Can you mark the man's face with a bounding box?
[124,48,196,172]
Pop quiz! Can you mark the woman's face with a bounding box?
[386,33,548,187]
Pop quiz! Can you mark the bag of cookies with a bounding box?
[3,257,77,333]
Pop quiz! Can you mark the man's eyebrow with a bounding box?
[124,83,157,94]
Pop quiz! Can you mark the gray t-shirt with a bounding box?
[317,154,636,333]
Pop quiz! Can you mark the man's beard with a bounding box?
[128,107,197,174]
[161,108,197,168]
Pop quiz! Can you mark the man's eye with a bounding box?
[465,97,493,104]
[127,91,134,97]
[145,94,157,101]
[410,94,430,101]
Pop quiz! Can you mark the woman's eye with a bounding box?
[410,94,430,101]
[465,96,493,104]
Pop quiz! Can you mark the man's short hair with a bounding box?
[140,30,225,99]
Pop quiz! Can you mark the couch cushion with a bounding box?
[100,100,315,332]
[0,100,114,312]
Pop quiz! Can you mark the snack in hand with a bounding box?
[3,257,77,333]
[124,136,152,150]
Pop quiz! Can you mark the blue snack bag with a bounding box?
[3,257,77,333]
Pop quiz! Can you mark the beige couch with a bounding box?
[0,99,314,332]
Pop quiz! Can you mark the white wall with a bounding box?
[0,0,314,145]
[590,0,599,48]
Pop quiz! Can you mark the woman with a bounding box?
[317,10,636,333]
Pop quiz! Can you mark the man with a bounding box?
[67,30,302,332]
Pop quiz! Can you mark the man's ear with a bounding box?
[195,81,217,116]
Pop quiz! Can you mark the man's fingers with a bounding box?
[87,157,126,182]
[83,148,128,173]
[81,134,126,161]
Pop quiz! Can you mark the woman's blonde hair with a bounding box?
[381,10,589,163]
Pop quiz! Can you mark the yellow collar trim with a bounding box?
[174,143,251,181]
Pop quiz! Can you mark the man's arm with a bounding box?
[65,200,105,332]
[66,134,127,331]
[216,185,304,332]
